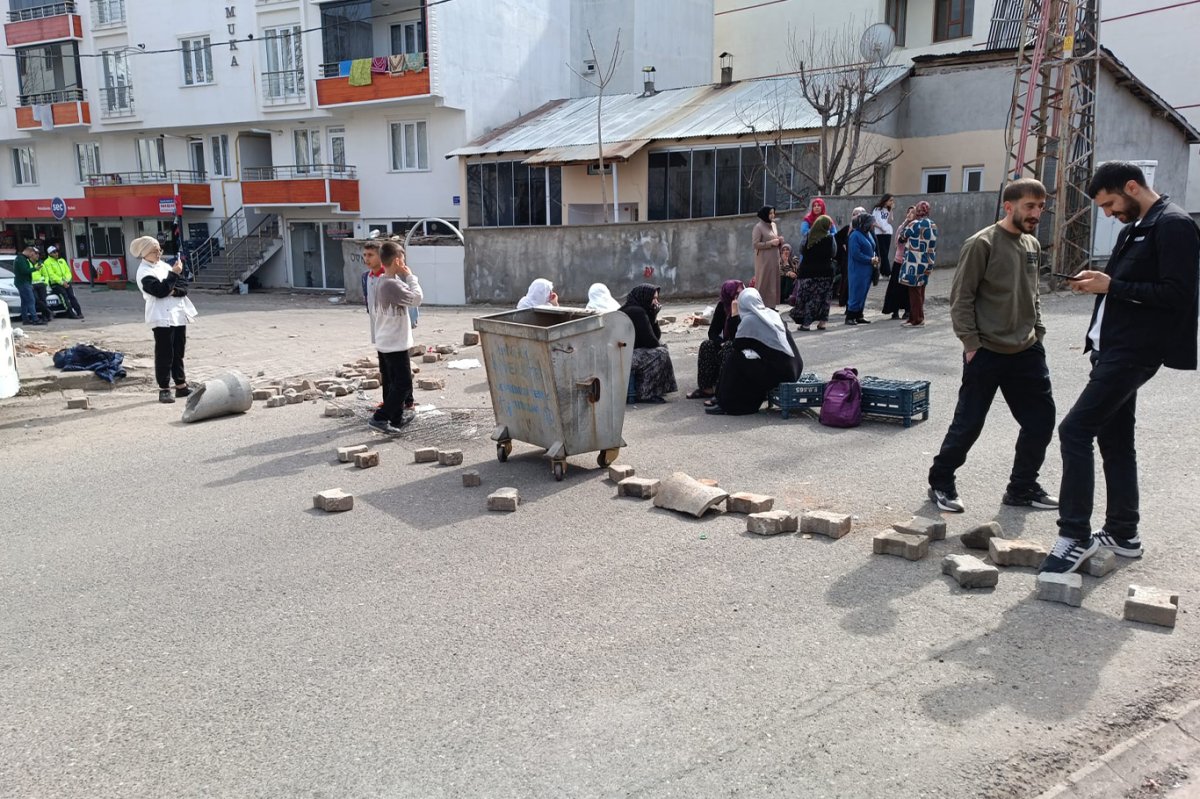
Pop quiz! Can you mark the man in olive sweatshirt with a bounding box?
[927,178,1058,513]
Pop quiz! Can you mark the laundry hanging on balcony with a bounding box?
[370,57,389,74]
[348,59,373,86]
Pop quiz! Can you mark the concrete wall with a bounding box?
[464,191,999,304]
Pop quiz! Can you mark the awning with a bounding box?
[522,139,650,166]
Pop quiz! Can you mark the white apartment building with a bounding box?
[0,0,713,292]
[714,0,1200,210]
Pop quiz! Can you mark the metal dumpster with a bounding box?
[473,307,635,481]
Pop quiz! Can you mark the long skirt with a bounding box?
[881,263,910,316]
[696,338,732,392]
[631,346,678,401]
[789,277,833,327]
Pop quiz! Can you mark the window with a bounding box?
[89,224,124,258]
[962,166,984,192]
[922,168,950,193]
[389,121,428,171]
[321,0,372,65]
[211,134,230,177]
[263,25,304,101]
[885,0,908,46]
[93,0,126,27]
[136,136,166,175]
[12,146,37,185]
[294,129,321,172]
[873,164,890,195]
[99,50,133,117]
[188,138,206,179]
[390,19,425,54]
[328,127,346,171]
[934,0,974,42]
[16,42,82,103]
[467,162,561,227]
[181,36,214,86]
[75,142,101,183]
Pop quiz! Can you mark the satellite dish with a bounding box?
[859,23,897,62]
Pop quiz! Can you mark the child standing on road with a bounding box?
[367,240,422,434]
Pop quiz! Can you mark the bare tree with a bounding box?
[567,30,623,222]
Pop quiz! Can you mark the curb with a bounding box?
[1036,699,1200,798]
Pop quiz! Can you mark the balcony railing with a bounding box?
[261,69,305,103]
[97,84,133,117]
[6,1,75,21]
[319,51,426,79]
[18,87,85,105]
[86,170,206,186]
[243,164,358,181]
[90,0,124,27]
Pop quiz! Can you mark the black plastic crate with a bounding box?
[860,376,930,428]
[768,372,823,419]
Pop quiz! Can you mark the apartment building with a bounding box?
[0,0,713,292]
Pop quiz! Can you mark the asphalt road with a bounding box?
[2,281,1198,798]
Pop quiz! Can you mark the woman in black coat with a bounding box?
[620,284,678,403]
[709,287,803,415]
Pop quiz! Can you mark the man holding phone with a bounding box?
[1040,162,1200,574]
[927,178,1057,514]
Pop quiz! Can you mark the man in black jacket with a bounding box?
[1041,162,1200,574]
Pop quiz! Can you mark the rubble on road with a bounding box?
[488,487,520,512]
[1124,585,1179,628]
[314,489,353,512]
[942,554,999,589]
[746,510,798,536]
[652,472,729,518]
[873,530,929,561]
[800,511,852,539]
[1036,572,1082,607]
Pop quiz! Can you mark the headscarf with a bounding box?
[914,201,931,218]
[854,212,876,235]
[624,283,660,317]
[733,287,791,356]
[803,198,827,226]
[807,215,833,244]
[719,279,744,340]
[517,278,554,310]
[756,206,774,224]
[585,282,620,312]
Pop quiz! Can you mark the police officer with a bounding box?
[43,245,83,320]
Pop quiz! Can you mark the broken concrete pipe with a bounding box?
[181,370,254,423]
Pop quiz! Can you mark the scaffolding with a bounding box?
[994,0,1101,276]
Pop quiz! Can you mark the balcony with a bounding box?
[5,1,82,46]
[84,170,212,210]
[15,88,89,129]
[97,84,135,118]
[90,0,123,28]
[315,53,429,108]
[241,164,360,213]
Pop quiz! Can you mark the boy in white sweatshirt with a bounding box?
[367,240,422,434]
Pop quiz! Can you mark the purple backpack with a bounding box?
[819,367,862,428]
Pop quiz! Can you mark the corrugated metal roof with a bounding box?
[523,140,650,165]
[447,67,909,159]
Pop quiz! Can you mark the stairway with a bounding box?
[188,209,283,291]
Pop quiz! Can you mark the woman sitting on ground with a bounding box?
[516,278,558,310]
[585,282,621,312]
[708,287,803,416]
[790,214,836,331]
[620,284,678,404]
[686,279,743,400]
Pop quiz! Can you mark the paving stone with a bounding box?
[746,510,799,536]
[265,396,287,408]
[324,403,353,418]
[941,554,1000,589]
[873,530,929,560]
[1084,549,1118,578]
[435,344,457,355]
[330,385,351,397]
[334,369,356,378]
[360,379,381,390]
[988,537,1049,568]
[282,388,298,397]
[313,489,353,512]
[462,470,482,487]
[894,515,946,541]
[337,444,369,463]
[408,345,424,357]
[367,371,382,381]
[65,397,90,410]
[422,353,440,363]
[617,477,660,499]
[608,464,635,482]
[437,449,464,466]
[413,447,439,463]
[285,393,304,404]
[962,521,1003,550]
[1036,572,1083,607]
[450,410,472,420]
[800,510,853,539]
[418,378,446,391]
[252,388,278,400]
[487,487,520,512]
[302,389,324,400]
[463,332,480,346]
[1124,585,1179,628]
[354,450,380,469]
[726,492,774,514]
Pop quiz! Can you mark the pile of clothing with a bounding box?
[53,344,127,383]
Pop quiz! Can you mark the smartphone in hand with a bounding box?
[1052,272,1083,280]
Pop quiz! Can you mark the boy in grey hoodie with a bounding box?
[367,240,422,434]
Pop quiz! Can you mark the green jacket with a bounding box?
[13,253,36,286]
[42,256,72,284]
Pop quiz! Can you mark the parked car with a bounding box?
[0,254,66,319]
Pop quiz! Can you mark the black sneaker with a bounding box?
[928,486,965,513]
[1002,487,1060,509]
[175,384,192,399]
[158,389,175,404]
[1094,530,1143,558]
[1039,535,1099,574]
[856,316,872,324]
[845,318,858,326]
[367,417,403,436]
[395,409,416,428]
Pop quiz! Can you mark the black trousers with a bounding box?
[929,343,1056,495]
[50,283,82,318]
[152,325,187,389]
[1057,355,1159,540]
[32,283,53,322]
[375,349,413,425]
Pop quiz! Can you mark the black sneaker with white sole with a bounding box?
[1039,535,1099,574]
[1094,530,1143,558]
[367,417,403,436]
[1001,487,1060,509]
[928,486,965,513]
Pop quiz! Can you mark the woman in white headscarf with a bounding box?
[516,278,558,310]
[132,235,198,404]
[708,287,802,415]
[585,282,620,312]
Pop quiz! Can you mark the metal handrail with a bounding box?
[85,170,206,185]
[6,1,75,21]
[18,88,85,105]
[318,51,426,79]
[261,69,305,102]
[190,211,281,284]
[97,84,134,117]
[242,164,357,180]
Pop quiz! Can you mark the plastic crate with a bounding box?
[860,376,930,428]
[768,372,823,419]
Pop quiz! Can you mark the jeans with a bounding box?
[929,343,1056,495]
[17,282,37,323]
[375,349,414,426]
[1056,355,1159,540]
[152,325,187,389]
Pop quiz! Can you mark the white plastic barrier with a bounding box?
[0,313,19,399]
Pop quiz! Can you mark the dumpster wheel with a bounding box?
[552,461,566,481]
[597,448,620,468]
[497,441,512,462]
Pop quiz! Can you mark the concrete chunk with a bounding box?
[462,470,481,487]
[988,538,1049,568]
[354,450,380,469]
[437,449,464,466]
[360,379,381,390]
[266,396,287,408]
[1084,549,1118,578]
[463,332,480,346]
[608,464,635,482]
[252,388,278,400]
[874,530,929,560]
[313,489,353,512]
[894,515,946,541]
[801,510,853,539]
[330,385,351,397]
[66,397,90,410]
[746,510,799,536]
[487,487,520,512]
[285,392,304,404]
[422,352,440,363]
[435,344,457,355]
[1125,585,1179,628]
[408,345,424,357]
[652,472,729,518]
[942,554,999,589]
[337,444,369,463]
[962,521,1003,550]
[726,492,774,514]
[414,447,438,463]
[418,378,446,391]
[618,477,660,499]
[324,403,353,418]
[1036,572,1083,607]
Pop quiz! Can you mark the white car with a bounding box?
[0,254,66,319]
